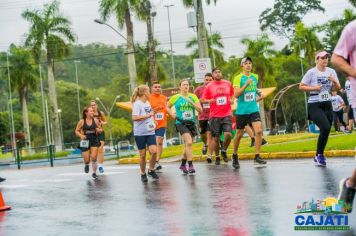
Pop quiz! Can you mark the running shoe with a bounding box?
[221,151,229,163]
[141,174,148,182]
[262,139,268,145]
[92,173,98,179]
[98,166,104,173]
[179,165,188,174]
[188,165,196,174]
[155,163,162,171]
[314,154,326,167]
[343,128,352,134]
[0,177,6,182]
[148,170,159,179]
[250,138,255,147]
[84,164,89,173]
[232,154,240,169]
[254,156,267,165]
[202,144,208,155]
[207,156,212,164]
[215,157,221,165]
[338,178,355,213]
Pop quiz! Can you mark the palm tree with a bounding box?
[22,0,75,149]
[186,32,225,66]
[7,45,38,150]
[350,0,356,7]
[182,0,218,58]
[99,0,138,89]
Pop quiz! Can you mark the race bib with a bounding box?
[80,140,89,148]
[318,91,330,102]
[244,92,255,102]
[216,96,227,106]
[182,111,193,120]
[203,103,210,109]
[146,122,156,131]
[155,112,164,121]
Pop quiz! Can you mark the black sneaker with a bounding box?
[92,173,98,179]
[338,178,355,213]
[250,138,255,147]
[232,154,240,169]
[0,177,6,182]
[221,151,229,163]
[141,174,148,182]
[262,139,268,145]
[155,163,162,171]
[202,145,208,155]
[215,157,221,165]
[84,164,89,173]
[254,156,267,165]
[148,170,159,180]
[207,156,212,164]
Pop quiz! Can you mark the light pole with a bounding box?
[6,52,16,154]
[74,60,81,120]
[95,95,120,146]
[164,4,176,87]
[207,22,216,68]
[39,65,49,145]
[58,109,64,147]
[298,41,310,131]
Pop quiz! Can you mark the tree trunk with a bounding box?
[124,9,137,94]
[21,87,31,150]
[196,0,209,58]
[47,56,62,150]
[146,13,157,85]
[259,99,267,131]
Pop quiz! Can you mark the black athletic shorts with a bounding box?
[209,116,232,137]
[175,123,197,137]
[98,131,105,142]
[235,112,261,130]
[198,120,210,134]
[349,105,354,120]
[79,136,100,152]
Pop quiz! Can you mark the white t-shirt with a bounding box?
[301,67,339,103]
[331,95,344,112]
[345,80,353,106]
[132,100,155,136]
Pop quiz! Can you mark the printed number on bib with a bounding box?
[244,92,255,102]
[216,96,227,106]
[155,113,164,121]
[182,111,193,120]
[80,140,89,148]
[146,122,156,131]
[318,91,330,102]
[203,103,210,109]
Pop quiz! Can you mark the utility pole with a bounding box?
[164,4,176,87]
[194,0,209,58]
[74,60,81,120]
[39,65,49,145]
[6,52,16,155]
[207,22,216,68]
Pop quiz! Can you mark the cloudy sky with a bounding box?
[0,0,353,57]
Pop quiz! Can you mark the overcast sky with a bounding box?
[0,0,353,57]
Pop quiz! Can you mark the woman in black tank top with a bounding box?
[75,106,102,179]
[90,100,107,173]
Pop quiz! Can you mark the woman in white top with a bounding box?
[299,50,341,167]
[131,85,159,182]
[330,90,348,132]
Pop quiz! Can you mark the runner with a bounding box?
[90,100,107,173]
[202,68,234,165]
[245,125,268,147]
[149,81,168,171]
[167,79,202,174]
[300,50,341,167]
[194,73,213,163]
[330,90,349,132]
[345,78,354,132]
[131,85,159,182]
[232,57,267,169]
[331,19,356,214]
[75,106,102,179]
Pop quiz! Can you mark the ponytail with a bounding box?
[131,85,149,103]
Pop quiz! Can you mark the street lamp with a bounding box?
[95,95,120,146]
[207,22,216,68]
[298,41,310,130]
[74,60,81,120]
[6,52,16,155]
[164,4,176,87]
[58,109,64,147]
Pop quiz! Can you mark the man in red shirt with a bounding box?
[202,68,234,165]
[194,73,213,163]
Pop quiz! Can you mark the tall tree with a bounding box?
[259,0,324,37]
[99,0,138,90]
[22,0,75,149]
[350,0,356,8]
[7,45,38,149]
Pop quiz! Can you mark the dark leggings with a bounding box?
[333,110,347,131]
[308,102,333,155]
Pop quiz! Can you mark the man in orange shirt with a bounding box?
[149,81,168,171]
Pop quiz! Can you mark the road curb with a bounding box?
[118,150,356,164]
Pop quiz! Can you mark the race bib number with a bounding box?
[216,96,227,106]
[244,92,255,102]
[318,91,330,102]
[182,111,193,120]
[146,122,156,131]
[80,140,89,148]
[155,113,164,121]
[203,103,210,109]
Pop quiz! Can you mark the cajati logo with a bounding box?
[294,197,350,231]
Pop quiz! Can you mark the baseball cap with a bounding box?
[315,51,330,60]
[240,57,252,66]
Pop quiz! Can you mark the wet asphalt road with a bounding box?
[0,158,355,236]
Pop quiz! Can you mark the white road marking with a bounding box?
[58,171,124,176]
[0,184,30,189]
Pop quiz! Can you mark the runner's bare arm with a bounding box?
[256,90,264,102]
[299,83,322,92]
[100,112,107,126]
[234,79,252,98]
[94,118,103,133]
[328,75,341,91]
[75,120,86,140]
[132,112,154,121]
[166,103,176,119]
[331,53,356,78]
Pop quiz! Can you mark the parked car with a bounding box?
[118,141,134,150]
[166,137,180,146]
